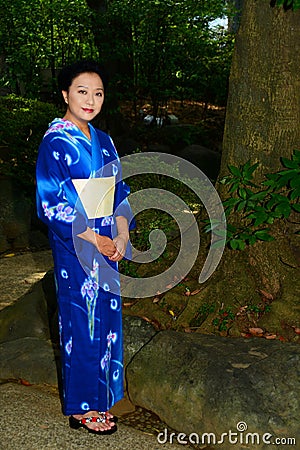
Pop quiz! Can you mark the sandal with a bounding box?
[69,415,118,435]
[99,411,118,423]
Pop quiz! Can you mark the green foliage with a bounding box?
[118,155,203,277]
[211,300,272,332]
[0,0,98,98]
[1,0,233,111]
[0,95,62,195]
[212,306,235,332]
[190,302,216,327]
[87,0,234,111]
[190,298,273,332]
[217,150,300,250]
[274,0,300,10]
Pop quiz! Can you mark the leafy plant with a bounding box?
[274,0,300,11]
[205,150,300,250]
[212,306,235,332]
[190,302,216,328]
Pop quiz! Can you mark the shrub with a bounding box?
[0,95,62,196]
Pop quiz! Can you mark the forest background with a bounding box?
[0,0,299,341]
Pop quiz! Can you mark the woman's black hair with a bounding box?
[57,60,109,92]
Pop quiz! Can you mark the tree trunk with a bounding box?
[228,0,244,33]
[85,0,133,136]
[177,0,300,339]
[221,0,300,177]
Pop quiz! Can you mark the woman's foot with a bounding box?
[70,411,117,434]
[99,410,118,423]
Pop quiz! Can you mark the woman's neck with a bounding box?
[63,114,91,140]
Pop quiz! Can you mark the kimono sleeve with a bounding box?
[113,173,136,260]
[36,138,87,242]
[103,134,135,231]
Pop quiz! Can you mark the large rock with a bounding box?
[0,176,31,252]
[123,315,157,365]
[126,330,300,448]
[0,280,51,343]
[0,337,58,385]
[0,272,59,385]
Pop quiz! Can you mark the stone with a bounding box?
[0,337,58,385]
[123,315,157,365]
[177,144,221,180]
[0,176,31,252]
[0,280,51,343]
[126,330,300,448]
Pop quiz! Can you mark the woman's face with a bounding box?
[62,72,104,127]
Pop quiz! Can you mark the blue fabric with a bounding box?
[36,119,134,415]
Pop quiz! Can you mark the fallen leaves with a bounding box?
[19,378,32,386]
[123,301,137,308]
[258,289,274,301]
[190,288,202,296]
[264,333,277,340]
[248,327,264,336]
[241,326,298,341]
[140,316,162,330]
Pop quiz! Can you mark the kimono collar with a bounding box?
[45,119,105,178]
[89,123,104,178]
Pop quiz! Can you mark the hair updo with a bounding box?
[57,60,108,92]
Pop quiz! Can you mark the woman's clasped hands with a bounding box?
[95,233,128,262]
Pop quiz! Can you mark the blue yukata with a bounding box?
[36,118,134,416]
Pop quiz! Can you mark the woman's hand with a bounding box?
[109,234,128,262]
[109,216,130,262]
[77,227,116,257]
[95,234,116,257]
[77,215,130,260]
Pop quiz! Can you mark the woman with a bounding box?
[36,60,134,434]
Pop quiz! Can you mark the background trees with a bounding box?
[0,0,97,98]
[87,0,232,114]
[0,0,232,110]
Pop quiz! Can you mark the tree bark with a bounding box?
[178,0,300,339]
[228,0,244,33]
[221,0,300,177]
